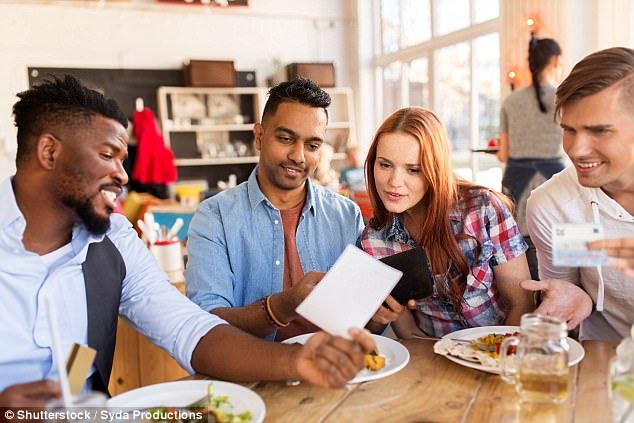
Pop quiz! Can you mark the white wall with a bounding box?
[0,0,356,180]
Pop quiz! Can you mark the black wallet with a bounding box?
[380,246,434,305]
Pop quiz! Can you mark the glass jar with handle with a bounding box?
[609,326,634,423]
[500,313,571,403]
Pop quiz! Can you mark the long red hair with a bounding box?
[365,107,511,308]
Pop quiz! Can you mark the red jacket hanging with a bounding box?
[131,108,177,184]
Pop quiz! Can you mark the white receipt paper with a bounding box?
[296,245,403,338]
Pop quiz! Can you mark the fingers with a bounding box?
[310,333,367,387]
[519,279,548,292]
[587,237,634,254]
[301,271,325,286]
[13,380,61,397]
[407,299,417,309]
[384,296,405,313]
[371,305,400,325]
[0,380,61,407]
[348,328,376,354]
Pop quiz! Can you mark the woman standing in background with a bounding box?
[497,35,564,276]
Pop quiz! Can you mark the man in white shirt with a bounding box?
[523,47,634,341]
[0,75,374,407]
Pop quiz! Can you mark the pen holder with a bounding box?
[151,240,184,279]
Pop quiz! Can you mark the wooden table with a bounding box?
[195,339,617,423]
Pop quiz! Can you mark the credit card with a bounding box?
[552,223,608,267]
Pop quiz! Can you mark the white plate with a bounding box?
[283,333,410,383]
[107,380,265,422]
[434,325,585,374]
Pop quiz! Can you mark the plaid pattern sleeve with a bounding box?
[453,190,528,335]
[360,190,527,337]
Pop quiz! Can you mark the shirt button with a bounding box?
[275,260,280,266]
[274,220,279,225]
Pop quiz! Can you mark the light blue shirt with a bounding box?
[186,167,364,329]
[0,177,226,391]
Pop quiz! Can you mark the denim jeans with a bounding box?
[501,157,566,203]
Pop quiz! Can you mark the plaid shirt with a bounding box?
[360,189,527,337]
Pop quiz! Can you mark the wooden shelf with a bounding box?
[157,86,356,170]
[174,156,260,166]
[166,123,254,132]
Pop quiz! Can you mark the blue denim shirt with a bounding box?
[186,167,364,316]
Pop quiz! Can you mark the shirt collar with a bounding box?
[0,177,25,233]
[385,207,463,244]
[385,216,414,245]
[246,166,316,215]
[574,170,633,221]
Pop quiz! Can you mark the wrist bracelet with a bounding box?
[261,296,277,328]
[265,295,289,328]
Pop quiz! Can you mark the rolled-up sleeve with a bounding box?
[185,202,236,312]
[112,218,227,374]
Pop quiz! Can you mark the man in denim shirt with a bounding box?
[186,79,364,341]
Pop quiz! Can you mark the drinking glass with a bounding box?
[500,313,571,403]
[609,335,634,423]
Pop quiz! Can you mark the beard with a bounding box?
[61,193,111,235]
[55,168,112,235]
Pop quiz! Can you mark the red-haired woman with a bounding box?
[362,107,534,338]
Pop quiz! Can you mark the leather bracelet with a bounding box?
[265,295,289,328]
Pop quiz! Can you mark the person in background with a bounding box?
[313,142,338,190]
[497,35,565,258]
[524,47,634,341]
[186,78,363,341]
[0,76,374,407]
[339,145,365,191]
[359,107,534,338]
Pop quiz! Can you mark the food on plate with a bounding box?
[364,350,386,371]
[469,332,519,357]
[433,332,519,368]
[148,384,252,423]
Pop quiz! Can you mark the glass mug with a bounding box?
[609,334,634,423]
[500,314,571,403]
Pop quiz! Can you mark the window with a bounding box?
[376,0,500,188]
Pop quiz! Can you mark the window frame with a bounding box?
[374,0,500,184]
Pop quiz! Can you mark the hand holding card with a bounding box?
[295,245,402,338]
[552,223,608,267]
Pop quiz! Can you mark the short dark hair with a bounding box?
[261,77,331,123]
[555,47,634,120]
[12,75,128,165]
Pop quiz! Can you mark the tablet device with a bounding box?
[380,246,434,305]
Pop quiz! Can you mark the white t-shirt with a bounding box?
[527,166,634,341]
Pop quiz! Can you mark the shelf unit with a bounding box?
[156,86,356,186]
